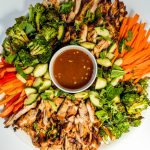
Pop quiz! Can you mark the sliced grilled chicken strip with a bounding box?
[78,101,89,123]
[87,30,97,43]
[43,100,52,126]
[65,137,77,150]
[67,104,78,117]
[67,0,82,23]
[90,0,99,13]
[74,0,82,15]
[48,144,63,150]
[94,40,111,57]
[76,0,94,22]
[86,101,95,123]
[5,102,37,127]
[57,99,72,121]
[53,97,64,108]
[79,24,88,42]
[17,109,38,127]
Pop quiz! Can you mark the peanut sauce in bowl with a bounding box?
[49,45,97,93]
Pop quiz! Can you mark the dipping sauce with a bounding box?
[53,49,93,89]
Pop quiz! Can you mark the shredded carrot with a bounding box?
[114,14,150,83]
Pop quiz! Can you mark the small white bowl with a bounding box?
[49,45,97,93]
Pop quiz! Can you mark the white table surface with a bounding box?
[0,0,150,150]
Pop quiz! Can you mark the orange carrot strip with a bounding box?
[122,73,133,81]
[128,14,139,30]
[0,105,14,118]
[7,87,23,96]
[0,96,14,105]
[1,82,24,91]
[14,95,26,105]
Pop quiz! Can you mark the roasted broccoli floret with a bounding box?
[6,25,29,43]
[28,5,35,23]
[17,49,39,67]
[34,3,45,31]
[41,25,57,41]
[15,16,27,23]
[122,93,139,106]
[46,8,60,22]
[122,93,149,114]
[27,37,52,63]
[2,38,13,55]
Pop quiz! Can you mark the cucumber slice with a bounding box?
[114,58,123,66]
[106,53,114,60]
[24,94,38,105]
[80,42,95,49]
[95,77,107,89]
[97,58,112,67]
[33,64,48,77]
[33,77,43,88]
[57,25,64,40]
[16,73,27,83]
[45,89,55,99]
[43,71,50,79]
[95,27,110,37]
[113,96,120,103]
[111,76,123,86]
[39,79,51,93]
[108,43,117,53]
[74,91,89,100]
[23,67,34,74]
[89,91,101,107]
[25,87,37,96]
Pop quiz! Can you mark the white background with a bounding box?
[0,0,150,150]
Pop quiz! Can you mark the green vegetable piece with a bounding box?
[89,91,101,107]
[95,27,110,38]
[80,42,95,49]
[97,58,112,67]
[106,85,123,99]
[16,73,27,83]
[60,1,74,14]
[6,25,29,43]
[108,43,117,53]
[106,53,114,60]
[42,26,57,41]
[74,91,89,100]
[16,65,27,79]
[95,77,107,90]
[43,71,50,80]
[33,77,43,88]
[28,5,34,23]
[24,94,38,105]
[33,64,48,77]
[23,66,34,75]
[114,58,123,66]
[111,69,125,78]
[126,30,133,42]
[38,79,51,93]
[5,54,16,64]
[34,3,45,31]
[118,39,125,53]
[25,87,37,96]
[57,25,64,40]
[49,100,57,112]
[96,110,109,123]
[19,21,36,34]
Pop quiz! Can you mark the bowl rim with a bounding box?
[49,45,97,93]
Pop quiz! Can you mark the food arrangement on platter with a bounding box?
[0,0,150,150]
